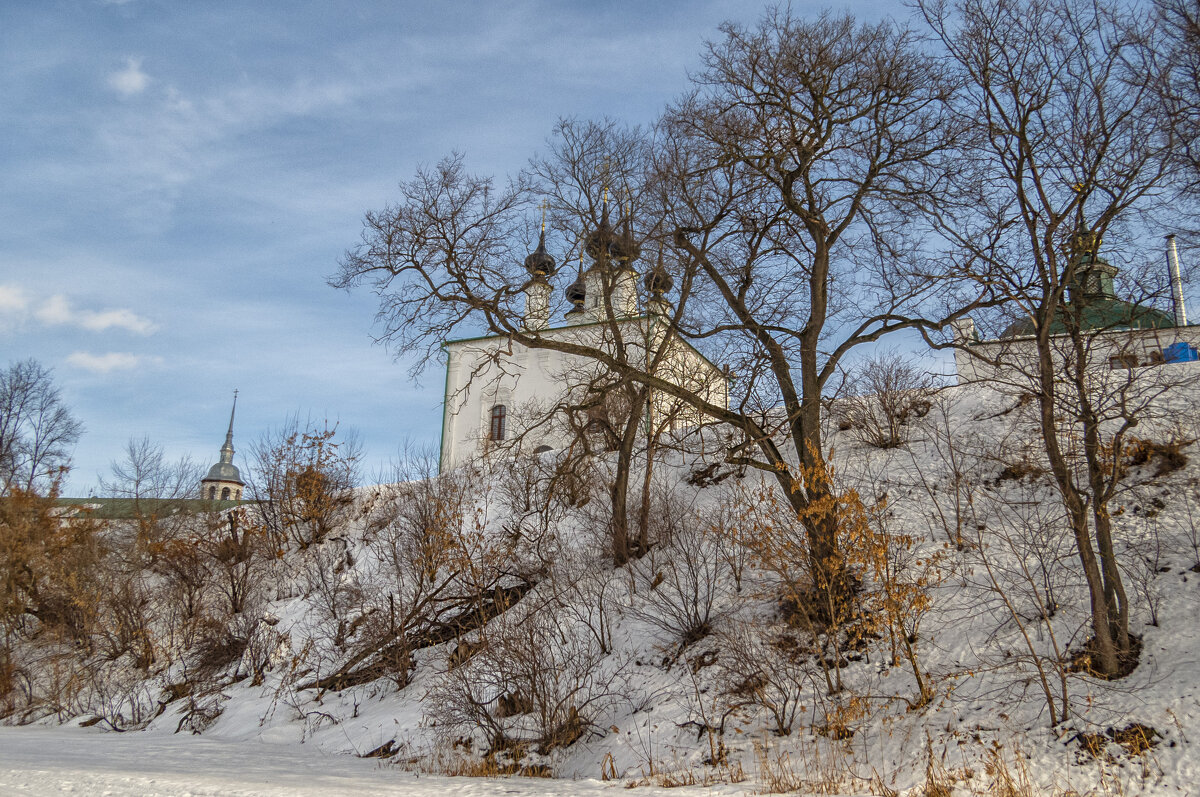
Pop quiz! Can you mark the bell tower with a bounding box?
[200,391,245,501]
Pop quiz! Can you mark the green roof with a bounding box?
[1000,299,1175,339]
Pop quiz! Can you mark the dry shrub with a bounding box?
[983,745,1035,797]
[344,468,516,689]
[547,554,619,654]
[626,760,746,789]
[300,538,363,650]
[95,571,156,670]
[249,417,361,550]
[426,609,627,756]
[837,352,938,449]
[715,623,817,736]
[632,522,731,650]
[752,735,862,795]
[1072,722,1161,761]
[733,460,929,698]
[1,489,105,651]
[1120,436,1191,479]
[192,616,250,674]
[492,453,569,572]
[993,460,1048,484]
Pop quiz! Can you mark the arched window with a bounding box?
[489,404,507,441]
[208,486,216,500]
[221,487,231,500]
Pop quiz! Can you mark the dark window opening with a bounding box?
[208,486,216,500]
[489,404,507,441]
[221,487,231,500]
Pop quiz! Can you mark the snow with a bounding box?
[0,726,754,796]
[8,379,1200,794]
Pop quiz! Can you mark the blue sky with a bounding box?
[1,0,898,494]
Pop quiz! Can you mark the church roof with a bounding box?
[203,460,244,483]
[998,235,1177,339]
[1000,299,1175,338]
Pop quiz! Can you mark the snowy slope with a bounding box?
[6,380,1200,795]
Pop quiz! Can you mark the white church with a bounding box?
[439,202,728,472]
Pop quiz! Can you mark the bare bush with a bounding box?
[633,522,731,650]
[316,467,530,692]
[427,609,628,756]
[837,352,937,449]
[968,485,1075,726]
[300,538,364,650]
[545,551,620,655]
[715,623,819,737]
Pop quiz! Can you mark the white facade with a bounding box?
[952,318,1200,384]
[439,314,727,472]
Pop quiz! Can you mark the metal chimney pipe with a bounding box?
[1167,234,1187,327]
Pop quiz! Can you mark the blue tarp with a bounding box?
[1163,341,1199,362]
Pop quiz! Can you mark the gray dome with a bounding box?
[204,461,243,484]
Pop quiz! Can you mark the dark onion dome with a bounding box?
[644,262,673,297]
[610,215,641,266]
[584,200,615,263]
[524,228,557,278]
[565,271,586,306]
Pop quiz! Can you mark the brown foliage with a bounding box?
[249,418,361,550]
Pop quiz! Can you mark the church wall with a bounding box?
[953,325,1200,384]
[440,319,727,472]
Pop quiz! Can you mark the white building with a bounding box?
[439,206,728,472]
[952,234,1199,383]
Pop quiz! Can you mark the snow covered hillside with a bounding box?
[5,381,1200,796]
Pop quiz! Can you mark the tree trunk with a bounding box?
[610,387,646,566]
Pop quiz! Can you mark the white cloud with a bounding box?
[0,284,31,331]
[36,294,156,334]
[0,284,30,315]
[66,351,157,373]
[108,57,149,96]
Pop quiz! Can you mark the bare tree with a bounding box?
[335,10,988,609]
[836,351,938,449]
[1159,0,1200,196]
[923,0,1190,677]
[99,436,203,547]
[0,359,82,495]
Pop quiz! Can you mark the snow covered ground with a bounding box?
[8,380,1200,795]
[0,726,755,797]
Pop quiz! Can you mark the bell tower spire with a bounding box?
[200,390,245,501]
[220,389,237,463]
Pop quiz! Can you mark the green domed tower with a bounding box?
[1001,229,1174,338]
